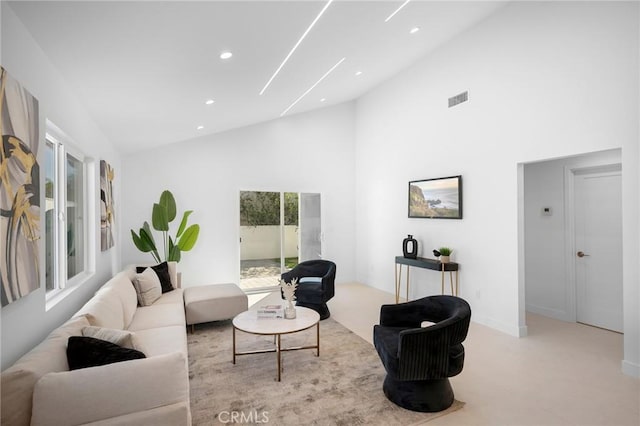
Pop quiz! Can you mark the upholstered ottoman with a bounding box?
[184,284,248,332]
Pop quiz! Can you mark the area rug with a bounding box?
[188,318,464,425]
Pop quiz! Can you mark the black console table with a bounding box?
[394,256,459,303]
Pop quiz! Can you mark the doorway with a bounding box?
[522,150,623,332]
[239,191,322,292]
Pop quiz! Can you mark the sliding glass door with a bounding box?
[299,193,322,261]
[239,191,321,293]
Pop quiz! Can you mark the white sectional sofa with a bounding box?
[1,263,191,426]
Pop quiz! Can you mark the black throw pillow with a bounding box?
[67,336,146,370]
[136,261,173,293]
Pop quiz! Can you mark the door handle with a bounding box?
[577,251,590,258]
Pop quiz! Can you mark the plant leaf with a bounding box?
[169,245,181,262]
[142,222,156,247]
[159,190,177,223]
[177,224,199,251]
[139,227,160,261]
[176,210,193,238]
[131,230,151,252]
[152,203,169,231]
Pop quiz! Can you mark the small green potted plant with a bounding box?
[436,247,453,263]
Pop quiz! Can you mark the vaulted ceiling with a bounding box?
[9,1,508,154]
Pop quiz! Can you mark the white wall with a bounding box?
[524,150,621,320]
[354,1,639,374]
[1,5,121,369]
[120,103,356,287]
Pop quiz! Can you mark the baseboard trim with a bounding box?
[472,314,522,337]
[525,304,570,322]
[621,360,640,378]
[518,324,528,337]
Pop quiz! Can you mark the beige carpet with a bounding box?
[188,317,464,425]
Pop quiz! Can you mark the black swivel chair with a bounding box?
[281,260,336,320]
[373,295,471,412]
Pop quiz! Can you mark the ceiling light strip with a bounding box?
[260,0,334,96]
[384,0,411,23]
[281,57,346,116]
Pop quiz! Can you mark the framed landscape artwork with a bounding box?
[408,175,462,219]
[1,67,41,306]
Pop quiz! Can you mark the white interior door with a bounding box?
[574,169,622,332]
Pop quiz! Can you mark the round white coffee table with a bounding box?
[232,306,320,381]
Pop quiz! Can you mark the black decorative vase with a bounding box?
[403,235,418,259]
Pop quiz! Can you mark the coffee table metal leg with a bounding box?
[316,322,320,356]
[276,334,281,382]
[232,326,236,364]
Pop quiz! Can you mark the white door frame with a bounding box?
[563,162,622,323]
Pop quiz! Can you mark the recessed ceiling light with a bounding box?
[220,51,233,60]
[410,27,420,34]
[385,0,411,23]
[355,71,363,76]
[197,125,204,130]
[320,98,326,102]
[205,99,215,105]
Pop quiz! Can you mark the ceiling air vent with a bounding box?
[448,91,468,108]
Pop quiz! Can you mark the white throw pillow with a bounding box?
[299,277,323,283]
[81,326,145,353]
[133,268,162,306]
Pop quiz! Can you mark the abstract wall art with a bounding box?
[1,67,41,306]
[100,160,115,251]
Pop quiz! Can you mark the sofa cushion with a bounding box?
[82,326,145,353]
[99,271,138,328]
[184,284,247,325]
[1,369,40,426]
[82,402,190,426]
[134,326,188,358]
[67,336,146,370]
[31,352,189,426]
[153,287,184,305]
[137,262,174,293]
[133,267,162,306]
[297,281,323,297]
[74,288,125,330]
[128,303,186,331]
[0,315,90,426]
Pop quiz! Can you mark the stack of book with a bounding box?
[257,304,284,319]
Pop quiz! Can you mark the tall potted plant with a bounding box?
[130,190,199,262]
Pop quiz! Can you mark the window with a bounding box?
[45,121,93,296]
